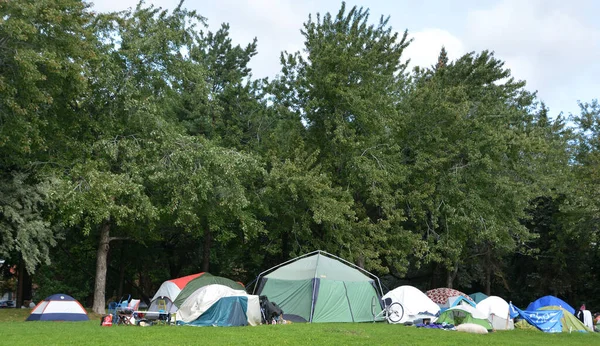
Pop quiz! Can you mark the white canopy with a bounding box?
[476,296,510,318]
[382,285,440,323]
[176,284,261,325]
[476,296,514,330]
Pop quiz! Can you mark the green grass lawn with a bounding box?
[1,309,598,345]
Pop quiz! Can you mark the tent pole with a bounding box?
[309,253,321,322]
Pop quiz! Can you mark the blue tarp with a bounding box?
[180,296,249,327]
[510,303,563,333]
[526,296,575,315]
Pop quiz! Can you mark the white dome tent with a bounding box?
[476,296,514,330]
[382,285,440,323]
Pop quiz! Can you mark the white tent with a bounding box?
[382,285,440,323]
[476,296,514,330]
[176,284,261,326]
[149,273,203,313]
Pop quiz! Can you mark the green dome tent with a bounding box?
[436,305,493,330]
[173,273,245,308]
[254,250,384,323]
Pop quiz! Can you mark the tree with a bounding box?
[0,0,97,167]
[53,1,208,313]
[271,2,422,272]
[400,50,544,289]
[0,173,57,274]
[148,135,264,273]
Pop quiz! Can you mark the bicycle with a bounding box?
[372,296,404,324]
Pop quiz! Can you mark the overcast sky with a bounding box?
[89,0,599,117]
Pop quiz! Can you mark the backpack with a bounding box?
[259,296,283,324]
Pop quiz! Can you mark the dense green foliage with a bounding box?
[1,0,598,313]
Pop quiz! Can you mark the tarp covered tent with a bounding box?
[255,250,383,323]
[425,288,475,308]
[382,286,439,323]
[476,296,513,330]
[173,273,245,308]
[26,294,89,321]
[182,296,256,327]
[176,284,261,326]
[469,292,488,304]
[539,306,592,332]
[527,295,575,315]
[149,272,203,313]
[436,305,492,330]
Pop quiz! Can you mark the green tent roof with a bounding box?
[437,307,492,330]
[264,252,373,282]
[173,273,245,307]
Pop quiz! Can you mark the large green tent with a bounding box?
[254,250,383,323]
[173,273,245,308]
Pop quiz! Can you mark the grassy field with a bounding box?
[1,309,598,345]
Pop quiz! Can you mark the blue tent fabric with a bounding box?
[27,313,89,321]
[509,303,563,333]
[527,296,575,315]
[180,296,249,327]
[468,292,488,304]
[45,294,77,301]
[450,296,477,308]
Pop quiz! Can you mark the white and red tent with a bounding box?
[149,272,203,313]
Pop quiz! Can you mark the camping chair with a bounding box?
[115,295,137,326]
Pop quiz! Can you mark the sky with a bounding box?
[88,0,600,117]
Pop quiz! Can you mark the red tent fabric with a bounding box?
[425,288,474,305]
[170,273,204,289]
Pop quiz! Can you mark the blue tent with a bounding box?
[180,296,251,327]
[26,294,89,321]
[526,296,575,315]
[469,292,488,304]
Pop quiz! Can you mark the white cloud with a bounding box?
[465,0,600,113]
[403,29,466,70]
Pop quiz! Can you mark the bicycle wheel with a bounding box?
[371,296,378,320]
[387,302,404,324]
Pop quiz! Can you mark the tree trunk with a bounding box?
[446,266,458,288]
[16,259,24,308]
[202,220,211,272]
[117,245,126,299]
[92,219,111,314]
[485,251,492,296]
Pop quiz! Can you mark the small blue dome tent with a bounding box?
[26,294,89,321]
